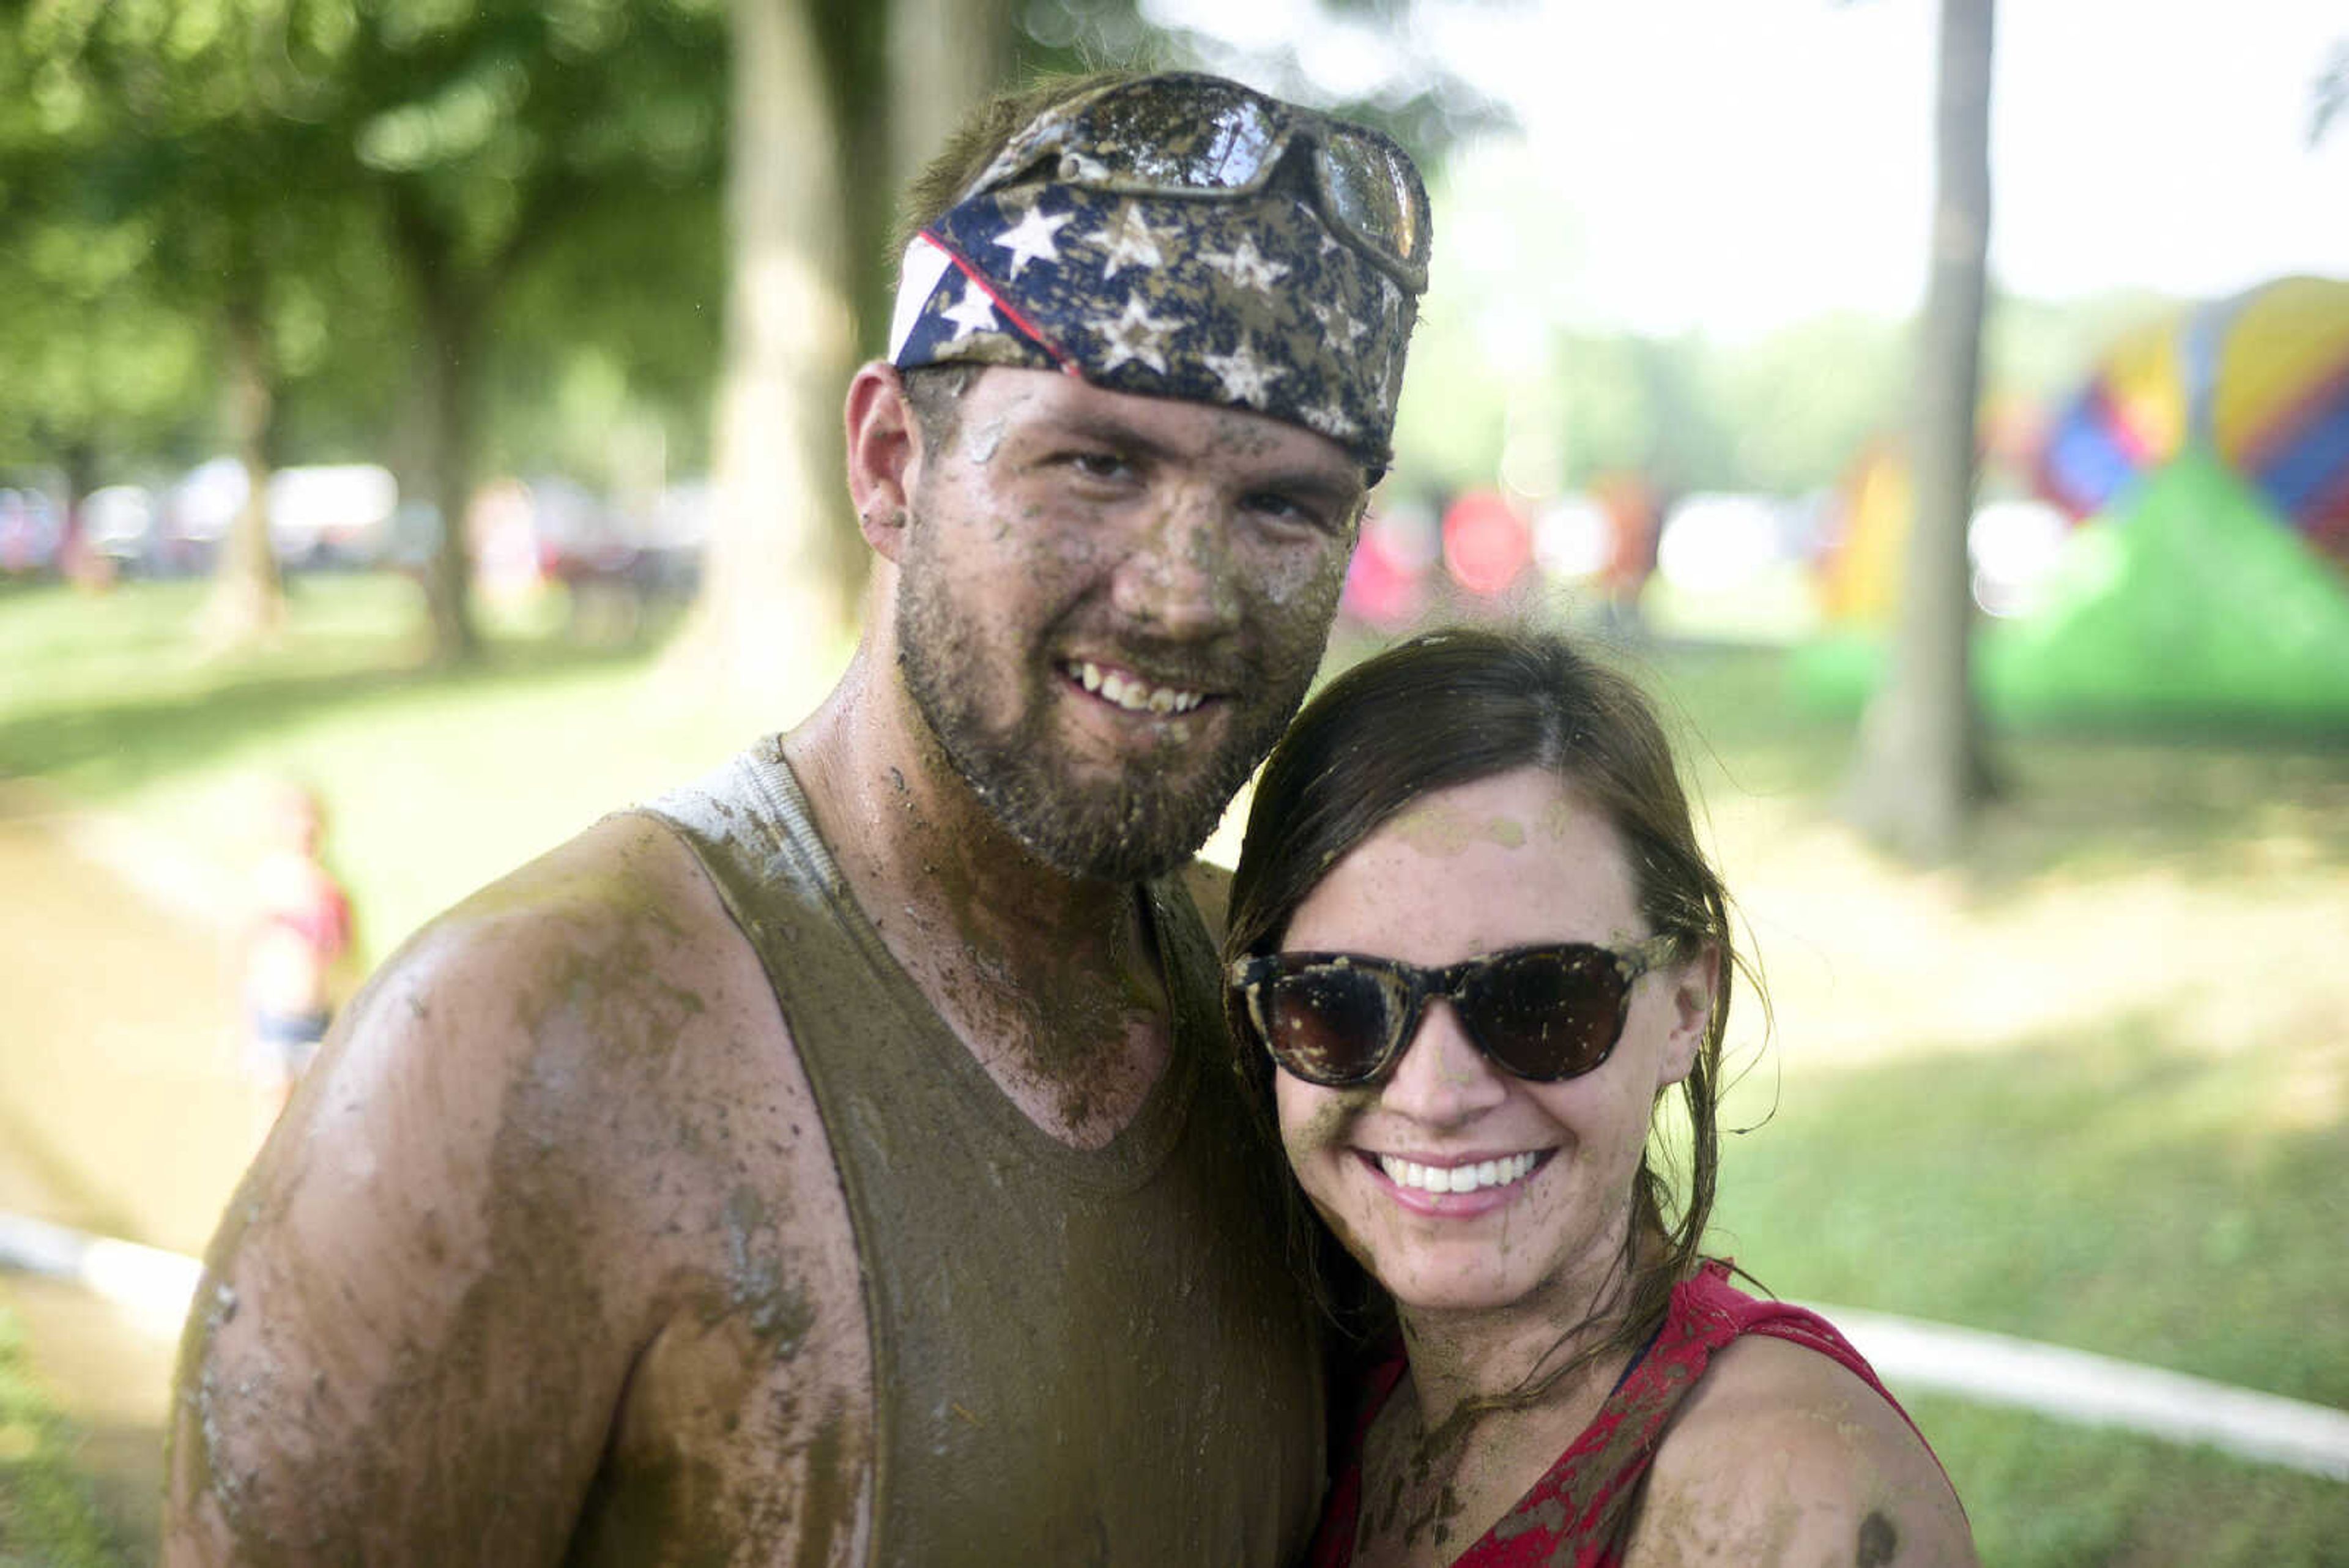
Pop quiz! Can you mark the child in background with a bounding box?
[241,780,355,1126]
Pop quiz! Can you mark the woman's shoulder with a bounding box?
[1624,1298,1978,1566]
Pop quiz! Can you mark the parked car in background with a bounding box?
[0,488,63,577]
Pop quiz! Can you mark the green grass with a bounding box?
[1706,1024,2349,1565]
[4,578,2347,1561]
[1907,1397,2345,1567]
[0,1308,130,1568]
[0,574,788,957]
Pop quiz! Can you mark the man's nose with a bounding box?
[1108,494,1242,635]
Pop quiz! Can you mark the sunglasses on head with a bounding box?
[1228,935,1683,1089]
[958,72,1431,294]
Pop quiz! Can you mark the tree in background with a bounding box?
[0,11,265,595]
[330,1,727,662]
[4,0,727,661]
[1842,0,1998,860]
[687,0,1027,697]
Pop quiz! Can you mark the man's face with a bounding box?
[896,367,1365,883]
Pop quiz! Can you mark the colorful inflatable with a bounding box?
[2035,274,2349,570]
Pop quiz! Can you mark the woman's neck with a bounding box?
[1396,1221,1652,1433]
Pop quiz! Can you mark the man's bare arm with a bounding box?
[165,840,689,1564]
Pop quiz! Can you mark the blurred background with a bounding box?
[1,0,2343,1561]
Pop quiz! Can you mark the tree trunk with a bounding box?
[887,0,1013,190]
[1842,0,1997,863]
[202,277,287,648]
[57,440,105,590]
[410,272,482,665]
[677,0,864,698]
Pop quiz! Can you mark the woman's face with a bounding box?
[1272,766,1715,1320]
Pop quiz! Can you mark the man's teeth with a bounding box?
[1073,661,1204,715]
[1377,1152,1540,1195]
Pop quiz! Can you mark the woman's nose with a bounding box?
[1376,1001,1512,1126]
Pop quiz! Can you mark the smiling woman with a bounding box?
[1223,626,1978,1567]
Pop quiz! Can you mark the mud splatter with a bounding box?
[963,415,1008,464]
[1858,1509,1899,1566]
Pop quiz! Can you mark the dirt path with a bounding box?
[0,785,262,1560]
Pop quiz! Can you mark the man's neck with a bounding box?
[781,643,1174,1148]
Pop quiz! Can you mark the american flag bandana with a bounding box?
[889,174,1421,477]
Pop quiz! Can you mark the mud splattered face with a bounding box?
[896,367,1360,882]
[1272,768,1710,1318]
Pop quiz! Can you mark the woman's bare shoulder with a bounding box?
[1624,1331,1977,1568]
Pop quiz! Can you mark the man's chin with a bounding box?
[985,775,1232,886]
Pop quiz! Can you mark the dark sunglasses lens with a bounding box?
[1319,133,1425,266]
[1085,80,1282,188]
[1462,949,1624,1080]
[1260,968,1397,1084]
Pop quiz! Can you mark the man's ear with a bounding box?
[1654,939,1720,1092]
[845,361,918,562]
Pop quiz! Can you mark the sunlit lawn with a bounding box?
[2,574,2344,1564]
[0,1306,127,1568]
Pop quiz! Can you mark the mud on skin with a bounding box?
[173,852,865,1565]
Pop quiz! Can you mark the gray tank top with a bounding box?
[644,738,1324,1566]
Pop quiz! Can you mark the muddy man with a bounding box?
[165,71,1430,1566]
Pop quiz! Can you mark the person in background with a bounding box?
[237,778,355,1128]
[168,69,1429,1566]
[1225,627,1976,1566]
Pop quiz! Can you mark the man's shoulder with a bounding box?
[399,811,737,989]
[336,809,769,1120]
[1627,1331,1976,1567]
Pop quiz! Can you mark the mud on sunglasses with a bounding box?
[1228,935,1683,1089]
[957,72,1431,294]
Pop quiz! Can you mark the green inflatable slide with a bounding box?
[1796,450,2349,727]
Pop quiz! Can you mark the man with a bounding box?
[165,70,1430,1566]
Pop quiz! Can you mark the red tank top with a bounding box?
[1306,1259,1939,1568]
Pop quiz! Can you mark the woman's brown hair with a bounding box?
[1224,626,1747,1393]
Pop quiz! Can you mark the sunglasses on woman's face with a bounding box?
[1228,935,1683,1089]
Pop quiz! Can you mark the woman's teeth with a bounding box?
[1377,1151,1540,1194]
[1071,661,1204,715]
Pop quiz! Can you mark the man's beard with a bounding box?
[894,565,1324,885]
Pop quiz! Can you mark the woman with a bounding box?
[1225,628,1975,1567]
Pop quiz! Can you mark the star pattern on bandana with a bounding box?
[1199,236,1292,293]
[1297,200,1343,259]
[1096,293,1180,374]
[993,204,1074,278]
[1301,398,1359,442]
[1088,206,1166,280]
[1311,300,1368,353]
[1203,335,1285,408]
[941,278,1001,343]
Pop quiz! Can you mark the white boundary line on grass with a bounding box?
[0,1211,206,1343]
[3,1207,2343,1482]
[1806,1301,2349,1482]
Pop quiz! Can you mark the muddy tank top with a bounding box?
[644,738,1324,1566]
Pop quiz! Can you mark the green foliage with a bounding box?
[0,1307,130,1568]
[0,0,726,496]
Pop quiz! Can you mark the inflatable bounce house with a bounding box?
[1799,273,2349,726]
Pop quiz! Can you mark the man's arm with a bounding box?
[165,838,685,1564]
[1625,1335,1978,1568]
